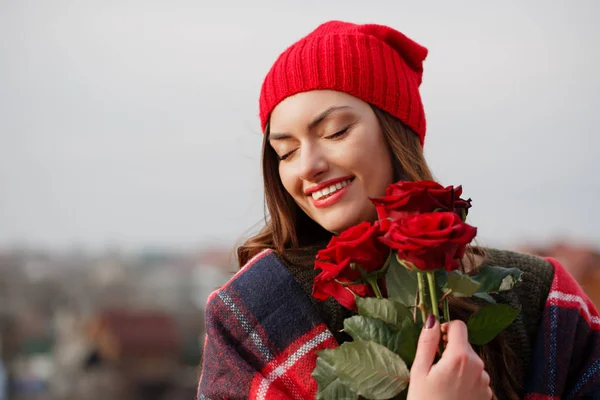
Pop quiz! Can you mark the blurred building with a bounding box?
[0,245,233,400]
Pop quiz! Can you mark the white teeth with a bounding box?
[311,179,352,201]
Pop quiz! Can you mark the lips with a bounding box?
[304,176,355,197]
[310,179,353,200]
[310,178,354,209]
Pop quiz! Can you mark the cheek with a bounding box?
[278,165,301,199]
[375,152,395,190]
[365,161,392,197]
[355,139,394,196]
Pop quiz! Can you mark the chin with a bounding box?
[309,204,377,235]
[317,214,365,235]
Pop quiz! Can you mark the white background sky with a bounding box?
[1,0,598,252]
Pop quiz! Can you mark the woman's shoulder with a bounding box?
[481,247,555,276]
[485,249,600,397]
[480,247,555,297]
[480,247,556,295]
[478,247,556,339]
[204,248,283,309]
[203,247,328,327]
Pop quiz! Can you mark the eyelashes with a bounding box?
[279,151,294,161]
[326,127,349,140]
[277,125,352,161]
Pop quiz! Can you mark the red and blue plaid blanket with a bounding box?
[198,250,600,399]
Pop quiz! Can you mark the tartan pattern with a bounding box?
[524,257,600,399]
[198,252,600,399]
[197,250,337,399]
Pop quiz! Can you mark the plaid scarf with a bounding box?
[524,257,600,399]
[198,250,600,399]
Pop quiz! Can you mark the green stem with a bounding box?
[417,272,427,324]
[426,271,440,320]
[443,298,450,322]
[369,278,383,299]
[427,271,445,355]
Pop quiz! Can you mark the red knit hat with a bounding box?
[259,20,429,146]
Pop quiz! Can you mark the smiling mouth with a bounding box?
[311,178,354,201]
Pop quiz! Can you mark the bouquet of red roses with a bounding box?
[311,181,522,399]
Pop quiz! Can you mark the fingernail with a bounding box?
[425,314,436,329]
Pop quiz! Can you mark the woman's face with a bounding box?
[269,90,395,234]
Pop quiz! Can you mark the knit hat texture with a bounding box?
[259,20,428,145]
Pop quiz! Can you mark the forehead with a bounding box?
[269,90,367,133]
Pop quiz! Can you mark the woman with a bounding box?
[198,21,600,399]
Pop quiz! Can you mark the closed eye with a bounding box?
[279,149,297,161]
[278,125,351,161]
[326,127,350,140]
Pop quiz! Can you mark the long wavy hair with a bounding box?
[237,105,521,399]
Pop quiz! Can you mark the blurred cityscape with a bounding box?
[0,239,599,400]
[0,244,235,400]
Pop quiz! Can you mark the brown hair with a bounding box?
[237,105,521,399]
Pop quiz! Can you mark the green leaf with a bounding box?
[472,265,523,294]
[446,270,481,297]
[329,340,410,399]
[397,319,420,366]
[313,350,359,400]
[467,304,520,345]
[356,297,413,328]
[343,316,419,368]
[386,256,418,306]
[473,292,496,304]
[344,316,403,354]
[313,350,359,399]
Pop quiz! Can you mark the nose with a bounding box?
[297,141,328,182]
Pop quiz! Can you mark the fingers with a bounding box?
[481,369,490,387]
[480,369,492,399]
[409,318,493,400]
[410,314,440,377]
[440,320,485,383]
[442,320,470,352]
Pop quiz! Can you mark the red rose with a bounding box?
[379,212,477,271]
[312,268,374,310]
[370,180,472,222]
[317,222,389,272]
[312,222,389,310]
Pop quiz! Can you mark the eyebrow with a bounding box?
[269,105,352,141]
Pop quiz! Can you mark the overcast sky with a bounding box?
[1,0,598,252]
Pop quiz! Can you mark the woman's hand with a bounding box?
[407,316,492,400]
